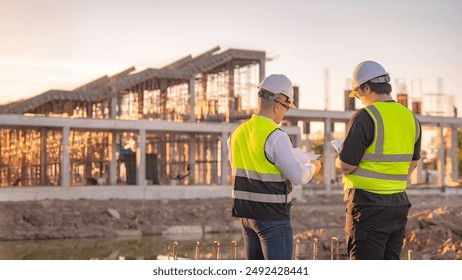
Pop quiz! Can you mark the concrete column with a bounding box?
[85,133,92,181]
[304,121,311,135]
[87,103,93,119]
[259,59,265,82]
[40,129,47,185]
[410,122,424,185]
[61,126,70,187]
[221,131,229,186]
[448,127,459,182]
[293,131,301,148]
[323,118,335,196]
[159,133,167,185]
[301,121,311,154]
[189,78,196,122]
[136,129,146,187]
[411,159,424,185]
[110,95,117,119]
[117,93,123,119]
[198,74,208,120]
[437,126,446,188]
[188,135,196,184]
[138,91,144,119]
[160,79,168,120]
[211,135,218,184]
[228,64,235,121]
[109,131,118,185]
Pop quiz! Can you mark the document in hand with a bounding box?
[330,139,345,153]
[292,147,320,164]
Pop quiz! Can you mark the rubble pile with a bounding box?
[404,206,462,260]
[294,205,462,260]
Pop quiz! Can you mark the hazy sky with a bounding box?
[1,0,461,111]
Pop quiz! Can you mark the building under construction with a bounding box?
[0,46,269,188]
[0,46,461,201]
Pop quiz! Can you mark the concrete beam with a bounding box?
[0,114,239,133]
[1,184,460,202]
[0,186,232,202]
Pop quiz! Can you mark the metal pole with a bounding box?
[195,241,200,260]
[294,239,300,260]
[213,241,220,260]
[231,241,238,260]
[313,238,318,260]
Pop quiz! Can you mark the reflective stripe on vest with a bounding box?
[343,102,418,194]
[233,189,293,204]
[233,168,288,182]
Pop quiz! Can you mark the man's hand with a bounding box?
[308,160,322,176]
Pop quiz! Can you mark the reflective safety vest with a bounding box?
[343,102,420,194]
[230,115,292,220]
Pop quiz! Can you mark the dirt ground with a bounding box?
[0,192,461,259]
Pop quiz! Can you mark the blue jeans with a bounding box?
[240,218,293,260]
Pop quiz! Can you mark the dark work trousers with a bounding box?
[345,202,410,260]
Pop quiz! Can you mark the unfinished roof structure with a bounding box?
[0,46,265,122]
[0,47,267,187]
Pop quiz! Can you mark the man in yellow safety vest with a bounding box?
[335,61,422,259]
[229,74,321,260]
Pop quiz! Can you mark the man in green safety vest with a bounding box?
[228,74,321,260]
[335,61,422,260]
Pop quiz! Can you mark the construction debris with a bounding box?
[404,206,462,260]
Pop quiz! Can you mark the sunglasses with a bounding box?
[259,90,291,110]
[273,100,290,110]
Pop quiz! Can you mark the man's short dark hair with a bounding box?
[360,81,392,95]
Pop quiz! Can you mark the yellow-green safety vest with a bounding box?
[230,115,292,220]
[343,102,420,194]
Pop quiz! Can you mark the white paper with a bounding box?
[293,147,320,163]
[330,138,345,153]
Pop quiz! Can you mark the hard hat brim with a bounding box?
[273,94,296,109]
[287,102,296,109]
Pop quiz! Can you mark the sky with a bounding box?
[1,0,462,112]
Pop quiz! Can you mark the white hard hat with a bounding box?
[349,61,390,98]
[258,74,296,108]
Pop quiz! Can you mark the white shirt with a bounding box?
[228,115,316,185]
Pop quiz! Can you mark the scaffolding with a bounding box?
[0,47,264,187]
[69,130,111,186]
[0,128,62,187]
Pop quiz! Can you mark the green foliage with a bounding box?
[313,143,323,154]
